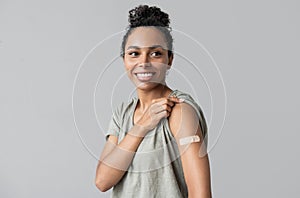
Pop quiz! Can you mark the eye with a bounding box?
[151,51,162,57]
[128,51,139,57]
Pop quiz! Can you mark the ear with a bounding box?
[167,53,174,68]
[122,56,126,65]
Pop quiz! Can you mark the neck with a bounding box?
[136,84,172,112]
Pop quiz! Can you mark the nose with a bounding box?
[138,53,150,67]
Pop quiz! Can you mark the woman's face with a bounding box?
[123,26,173,90]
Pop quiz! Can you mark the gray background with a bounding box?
[1,0,299,197]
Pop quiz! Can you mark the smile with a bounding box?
[134,72,156,81]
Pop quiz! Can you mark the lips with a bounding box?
[134,72,156,82]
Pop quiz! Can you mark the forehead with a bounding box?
[125,26,168,50]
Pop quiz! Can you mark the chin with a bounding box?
[135,81,166,91]
[136,82,157,90]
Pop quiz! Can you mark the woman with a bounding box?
[95,5,212,198]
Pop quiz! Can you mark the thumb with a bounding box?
[168,96,185,103]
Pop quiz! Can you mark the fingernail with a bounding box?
[179,98,185,102]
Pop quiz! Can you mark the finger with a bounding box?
[168,96,184,103]
[156,98,168,105]
[157,98,175,107]
[156,110,169,119]
[153,104,171,114]
[161,104,172,113]
[166,99,175,107]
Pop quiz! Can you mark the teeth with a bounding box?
[136,73,154,77]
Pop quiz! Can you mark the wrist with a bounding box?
[128,124,149,138]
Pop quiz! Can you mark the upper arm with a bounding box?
[168,102,205,150]
[105,102,124,140]
[168,103,212,197]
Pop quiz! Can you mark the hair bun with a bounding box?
[128,5,170,28]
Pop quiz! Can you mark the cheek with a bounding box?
[123,57,136,70]
[153,62,169,70]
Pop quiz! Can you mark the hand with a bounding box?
[135,96,184,132]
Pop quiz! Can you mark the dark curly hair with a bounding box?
[120,5,173,58]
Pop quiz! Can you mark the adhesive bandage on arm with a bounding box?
[179,135,201,146]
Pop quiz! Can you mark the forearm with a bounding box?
[95,125,147,191]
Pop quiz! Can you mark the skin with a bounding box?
[95,26,212,197]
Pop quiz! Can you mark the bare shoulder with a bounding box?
[168,102,199,138]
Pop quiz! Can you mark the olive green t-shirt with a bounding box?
[105,89,208,198]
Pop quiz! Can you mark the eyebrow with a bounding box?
[126,45,167,50]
